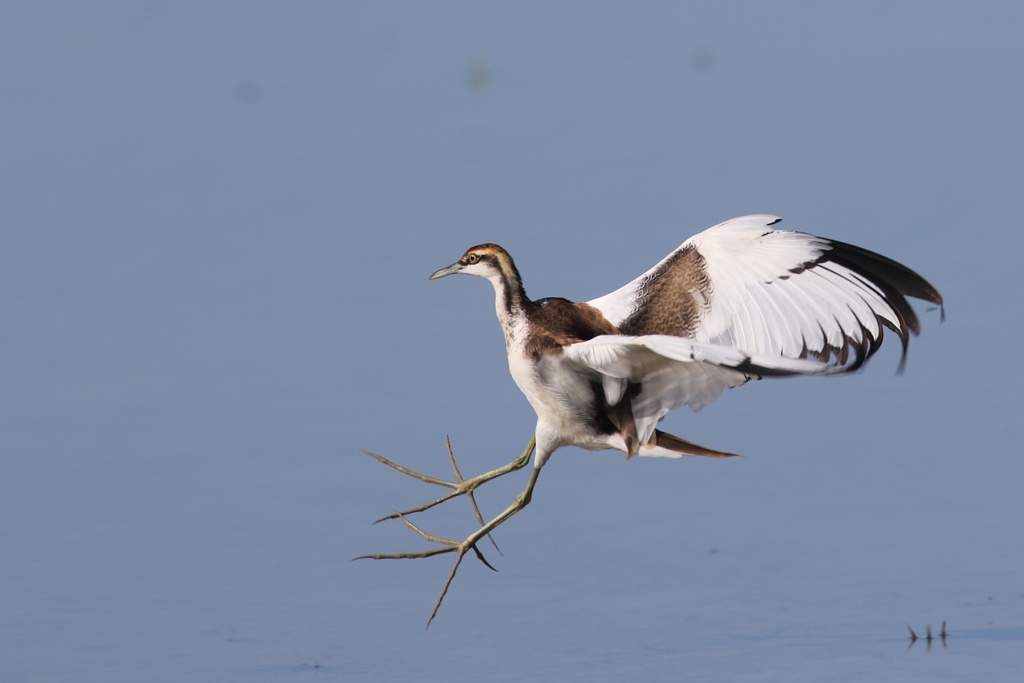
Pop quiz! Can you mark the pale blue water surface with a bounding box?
[2,3,1023,681]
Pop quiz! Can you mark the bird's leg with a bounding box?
[357,464,541,628]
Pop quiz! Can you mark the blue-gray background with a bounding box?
[2,3,1021,682]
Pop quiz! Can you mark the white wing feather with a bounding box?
[588,215,925,367]
[564,335,838,446]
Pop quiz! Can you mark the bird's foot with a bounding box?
[361,436,535,542]
[356,436,538,627]
[354,510,500,627]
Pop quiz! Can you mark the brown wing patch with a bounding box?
[619,246,711,337]
[526,298,619,355]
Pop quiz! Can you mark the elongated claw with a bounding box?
[363,436,531,516]
[363,437,502,551]
[442,437,500,554]
[355,508,498,565]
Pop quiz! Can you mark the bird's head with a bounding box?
[429,244,512,282]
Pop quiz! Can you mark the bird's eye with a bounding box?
[465,253,479,264]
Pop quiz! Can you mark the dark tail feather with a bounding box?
[655,430,741,458]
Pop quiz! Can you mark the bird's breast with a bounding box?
[507,342,600,434]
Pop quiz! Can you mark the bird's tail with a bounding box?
[638,430,741,459]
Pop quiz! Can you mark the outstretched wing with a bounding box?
[587,215,943,371]
[563,335,841,447]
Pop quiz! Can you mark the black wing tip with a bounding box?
[818,237,942,371]
[825,238,943,307]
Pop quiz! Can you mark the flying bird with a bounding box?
[361,214,942,626]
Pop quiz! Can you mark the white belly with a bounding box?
[507,344,618,458]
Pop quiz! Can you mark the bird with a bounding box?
[429,214,942,468]
[361,214,942,626]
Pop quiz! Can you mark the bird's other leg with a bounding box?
[357,464,542,628]
[362,435,536,525]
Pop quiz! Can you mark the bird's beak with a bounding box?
[429,262,464,280]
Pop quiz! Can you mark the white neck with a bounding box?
[485,271,528,348]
